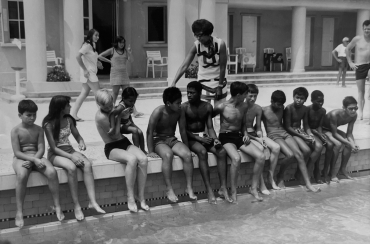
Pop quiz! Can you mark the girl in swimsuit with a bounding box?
[43,95,105,221]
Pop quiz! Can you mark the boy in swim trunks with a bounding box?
[146,87,197,203]
[284,87,323,184]
[307,90,334,184]
[346,19,370,121]
[11,100,64,227]
[182,81,231,204]
[213,81,265,203]
[244,84,281,193]
[261,90,320,192]
[322,96,359,183]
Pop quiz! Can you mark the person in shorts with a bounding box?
[332,37,350,87]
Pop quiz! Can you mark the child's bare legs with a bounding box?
[222,143,241,203]
[52,156,84,220]
[108,148,138,212]
[13,159,33,227]
[122,125,147,154]
[308,136,324,181]
[71,82,100,120]
[155,144,178,203]
[264,137,281,190]
[320,139,334,184]
[356,79,366,120]
[72,152,105,214]
[189,141,216,204]
[240,143,265,201]
[285,137,320,192]
[335,131,354,179]
[172,142,197,200]
[250,140,269,195]
[274,139,295,189]
[209,146,232,202]
[126,145,149,210]
[37,158,64,221]
[324,131,342,182]
[292,136,311,184]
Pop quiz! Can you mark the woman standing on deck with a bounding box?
[99,36,144,117]
[71,28,107,122]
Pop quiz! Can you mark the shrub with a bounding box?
[185,62,198,79]
[47,66,71,82]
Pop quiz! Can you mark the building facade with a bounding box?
[0,0,369,91]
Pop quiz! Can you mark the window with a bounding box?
[147,6,167,43]
[83,0,93,36]
[8,0,25,39]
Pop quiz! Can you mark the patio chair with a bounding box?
[286,47,291,71]
[271,53,284,71]
[146,51,168,78]
[227,48,238,74]
[241,53,256,72]
[263,48,274,71]
[47,50,63,68]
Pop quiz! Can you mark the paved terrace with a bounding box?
[0,83,369,171]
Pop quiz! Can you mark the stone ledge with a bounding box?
[0,138,368,191]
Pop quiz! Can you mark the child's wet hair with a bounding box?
[163,87,182,104]
[230,81,248,97]
[192,19,214,36]
[247,84,259,94]
[343,96,357,107]
[293,87,309,99]
[18,100,38,114]
[95,88,113,107]
[187,81,203,94]
[271,90,286,104]
[121,87,139,100]
[311,90,324,101]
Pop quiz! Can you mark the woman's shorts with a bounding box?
[80,71,99,83]
[47,145,76,163]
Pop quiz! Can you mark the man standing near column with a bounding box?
[346,20,370,121]
[171,19,228,107]
[332,37,350,87]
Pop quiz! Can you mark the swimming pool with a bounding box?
[2,176,370,244]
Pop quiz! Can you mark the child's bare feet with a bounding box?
[276,177,286,189]
[15,211,24,228]
[55,206,65,221]
[340,170,354,180]
[185,188,197,201]
[140,200,150,211]
[207,191,217,204]
[128,197,138,213]
[74,207,84,221]
[331,177,340,183]
[218,187,233,203]
[166,189,178,203]
[259,184,270,195]
[88,202,106,214]
[268,176,281,190]
[230,190,238,204]
[306,185,321,193]
[250,187,263,202]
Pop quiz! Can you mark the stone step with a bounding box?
[228,71,355,80]
[227,76,356,84]
[1,86,27,95]
[99,80,168,89]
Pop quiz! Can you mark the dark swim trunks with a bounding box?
[355,63,370,80]
[219,132,244,149]
[153,136,180,149]
[267,129,292,141]
[248,131,258,137]
[338,57,349,69]
[104,137,132,159]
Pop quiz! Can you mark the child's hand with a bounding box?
[97,61,104,70]
[121,107,131,116]
[243,135,250,145]
[83,70,90,79]
[34,158,46,169]
[71,154,85,167]
[214,139,222,149]
[255,137,267,148]
[78,141,86,151]
[199,136,213,145]
[22,161,33,169]
[351,145,359,153]
[147,152,160,158]
[107,127,115,135]
[320,133,327,142]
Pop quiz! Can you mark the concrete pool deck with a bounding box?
[1,175,369,243]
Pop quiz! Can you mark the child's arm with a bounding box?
[206,104,221,146]
[146,108,161,157]
[346,117,359,152]
[314,109,328,142]
[44,122,84,167]
[113,108,130,135]
[69,117,86,151]
[179,108,190,148]
[328,114,353,149]
[212,102,224,118]
[284,106,310,141]
[98,48,113,63]
[242,107,251,145]
[108,104,126,135]
[303,108,315,142]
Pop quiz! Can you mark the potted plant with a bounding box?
[46,66,71,82]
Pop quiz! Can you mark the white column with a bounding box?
[23,0,47,82]
[199,0,215,25]
[167,0,186,85]
[355,10,370,63]
[63,0,84,82]
[290,6,306,73]
[215,3,228,45]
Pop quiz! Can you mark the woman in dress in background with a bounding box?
[99,36,144,117]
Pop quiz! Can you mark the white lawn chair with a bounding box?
[146,51,168,78]
[227,48,238,74]
[47,50,63,68]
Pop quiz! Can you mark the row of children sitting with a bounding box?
[11,81,359,228]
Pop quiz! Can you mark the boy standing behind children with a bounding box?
[11,100,64,227]
[244,84,281,193]
[307,90,334,184]
[284,87,323,183]
[147,87,197,203]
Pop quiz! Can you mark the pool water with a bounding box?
[2,176,370,244]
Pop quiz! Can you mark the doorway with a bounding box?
[242,15,257,55]
[92,0,119,75]
[321,17,335,66]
